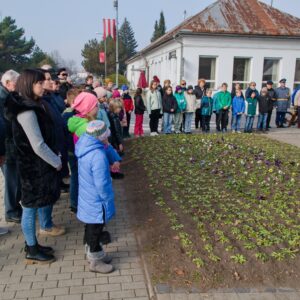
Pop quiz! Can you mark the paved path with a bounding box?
[266,127,300,148]
[0,177,150,300]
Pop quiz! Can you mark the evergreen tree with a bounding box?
[158,11,166,37]
[0,16,35,72]
[151,20,159,43]
[119,18,138,59]
[26,46,56,69]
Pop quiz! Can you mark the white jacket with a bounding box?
[184,92,197,113]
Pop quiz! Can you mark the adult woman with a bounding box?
[146,80,162,136]
[5,69,62,264]
[194,79,206,129]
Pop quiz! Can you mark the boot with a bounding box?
[89,259,114,274]
[25,245,56,265]
[85,245,113,264]
[24,242,54,255]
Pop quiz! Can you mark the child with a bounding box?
[162,86,177,134]
[108,99,124,155]
[245,82,259,99]
[76,120,115,274]
[257,87,271,133]
[184,86,196,134]
[174,86,187,134]
[216,83,231,132]
[245,91,259,133]
[134,88,146,137]
[94,87,110,129]
[231,89,245,133]
[201,90,213,132]
[121,85,134,138]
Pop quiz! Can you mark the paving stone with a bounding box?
[14,289,43,299]
[108,275,133,284]
[0,291,16,300]
[82,292,109,300]
[69,285,95,294]
[109,290,135,299]
[43,287,69,297]
[84,277,108,286]
[96,283,121,293]
[47,273,72,281]
[122,282,147,290]
[32,280,58,289]
[5,282,31,292]
[58,278,83,288]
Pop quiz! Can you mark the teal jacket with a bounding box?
[215,91,231,110]
[245,97,258,116]
[201,96,213,116]
[174,93,187,113]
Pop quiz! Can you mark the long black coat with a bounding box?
[5,93,60,208]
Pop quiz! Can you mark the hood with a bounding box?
[68,116,88,137]
[75,133,105,159]
[0,84,9,100]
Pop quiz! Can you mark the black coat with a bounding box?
[194,86,206,100]
[108,112,123,149]
[258,95,272,114]
[59,81,72,100]
[134,95,146,115]
[5,93,60,208]
[162,94,178,113]
[267,88,277,111]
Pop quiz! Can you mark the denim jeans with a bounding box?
[68,153,78,209]
[163,113,173,134]
[21,207,38,246]
[38,205,53,230]
[245,116,255,132]
[174,112,183,133]
[257,113,268,130]
[276,111,286,126]
[1,163,22,219]
[184,112,193,133]
[231,114,242,131]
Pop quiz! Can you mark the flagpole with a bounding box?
[114,0,119,87]
[104,37,107,79]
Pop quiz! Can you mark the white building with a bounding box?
[126,0,300,91]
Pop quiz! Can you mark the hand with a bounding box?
[0,156,5,167]
[111,162,120,172]
[224,106,228,110]
[56,164,62,171]
[128,111,132,114]
[119,144,124,152]
[170,109,174,112]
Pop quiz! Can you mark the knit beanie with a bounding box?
[121,84,129,91]
[72,92,98,116]
[153,76,160,83]
[175,85,182,93]
[187,85,194,91]
[94,87,107,99]
[112,89,121,98]
[86,120,111,141]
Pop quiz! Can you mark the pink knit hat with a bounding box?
[94,87,107,99]
[72,92,98,116]
[112,89,121,98]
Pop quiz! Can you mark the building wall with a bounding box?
[182,35,300,91]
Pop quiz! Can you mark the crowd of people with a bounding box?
[0,66,299,274]
[145,76,300,135]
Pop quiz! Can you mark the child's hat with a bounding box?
[94,87,107,99]
[72,92,98,116]
[187,85,194,91]
[175,85,182,92]
[112,89,121,98]
[121,84,129,91]
[86,120,111,141]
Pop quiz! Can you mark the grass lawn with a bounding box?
[124,134,300,290]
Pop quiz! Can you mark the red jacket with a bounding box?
[123,94,134,113]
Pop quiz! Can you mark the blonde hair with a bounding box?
[163,79,171,87]
[109,99,123,113]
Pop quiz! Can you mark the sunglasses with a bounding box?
[61,73,68,77]
[181,83,186,86]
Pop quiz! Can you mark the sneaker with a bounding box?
[39,225,66,237]
[0,227,8,235]
[150,132,156,137]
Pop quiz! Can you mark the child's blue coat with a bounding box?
[75,134,115,224]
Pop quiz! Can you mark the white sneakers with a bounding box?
[150,132,159,136]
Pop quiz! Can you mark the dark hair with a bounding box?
[222,82,228,87]
[135,88,142,97]
[85,75,93,83]
[15,69,45,100]
[57,68,67,75]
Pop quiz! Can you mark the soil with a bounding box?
[122,138,300,292]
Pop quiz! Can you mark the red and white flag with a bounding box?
[103,19,116,41]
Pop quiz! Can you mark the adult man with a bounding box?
[194,79,206,129]
[57,68,72,100]
[266,80,277,129]
[275,79,291,128]
[0,70,22,223]
[293,87,300,128]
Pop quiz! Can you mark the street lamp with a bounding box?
[113,0,119,87]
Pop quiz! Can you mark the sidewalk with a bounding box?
[0,177,150,300]
[265,127,300,148]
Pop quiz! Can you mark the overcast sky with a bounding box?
[1,0,300,70]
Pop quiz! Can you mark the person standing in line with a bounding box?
[216,83,231,133]
[231,89,245,133]
[162,86,177,134]
[266,80,277,129]
[0,70,22,224]
[184,86,196,134]
[194,79,206,130]
[275,78,291,128]
[134,88,146,137]
[244,91,259,133]
[5,69,62,264]
[85,75,94,92]
[174,86,187,134]
[257,87,271,133]
[201,89,214,133]
[161,79,171,132]
[57,68,72,100]
[146,80,162,136]
[245,82,259,99]
[294,88,300,129]
[121,85,134,138]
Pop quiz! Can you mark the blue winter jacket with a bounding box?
[232,96,245,115]
[75,134,116,224]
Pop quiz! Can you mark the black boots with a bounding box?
[25,244,55,265]
[24,242,55,255]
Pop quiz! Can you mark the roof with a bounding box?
[127,0,300,63]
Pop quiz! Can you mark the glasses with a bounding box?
[181,83,186,86]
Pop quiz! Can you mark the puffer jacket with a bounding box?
[76,134,115,224]
[162,94,177,113]
[174,92,187,113]
[108,112,123,149]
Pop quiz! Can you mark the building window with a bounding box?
[199,56,216,89]
[294,59,300,89]
[262,58,280,83]
[232,58,251,89]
